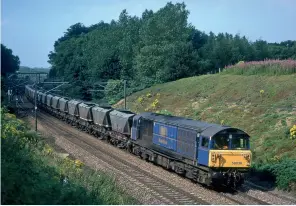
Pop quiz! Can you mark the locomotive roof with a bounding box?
[138,112,249,138]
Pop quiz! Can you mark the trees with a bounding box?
[47,2,296,102]
[1,44,20,76]
[1,44,21,101]
[134,2,194,83]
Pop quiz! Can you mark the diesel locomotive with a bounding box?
[25,85,252,188]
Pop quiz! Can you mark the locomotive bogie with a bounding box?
[108,130,129,148]
[92,124,109,136]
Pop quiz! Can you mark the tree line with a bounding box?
[1,44,20,77]
[47,2,296,102]
[1,44,21,102]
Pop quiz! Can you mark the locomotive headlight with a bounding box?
[211,153,216,162]
[243,154,250,162]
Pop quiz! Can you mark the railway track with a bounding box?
[36,111,210,205]
[244,181,296,204]
[31,110,286,205]
[236,188,271,205]
[216,186,272,205]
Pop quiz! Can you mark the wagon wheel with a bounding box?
[97,133,104,140]
[126,141,133,153]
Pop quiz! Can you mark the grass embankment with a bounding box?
[115,61,296,191]
[1,109,137,204]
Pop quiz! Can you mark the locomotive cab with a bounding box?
[197,127,252,188]
[208,129,251,168]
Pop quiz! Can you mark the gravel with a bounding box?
[242,185,296,205]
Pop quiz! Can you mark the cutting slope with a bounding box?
[115,74,296,164]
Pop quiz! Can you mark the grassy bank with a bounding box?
[1,109,137,204]
[114,71,296,191]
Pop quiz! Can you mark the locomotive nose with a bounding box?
[209,150,252,168]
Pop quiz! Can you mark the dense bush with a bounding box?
[104,79,124,104]
[252,159,296,191]
[1,108,136,204]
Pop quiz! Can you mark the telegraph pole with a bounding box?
[8,72,47,132]
[34,73,37,131]
[124,80,127,110]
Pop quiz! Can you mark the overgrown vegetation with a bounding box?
[252,159,296,191]
[47,2,296,103]
[223,59,296,75]
[114,73,296,191]
[1,108,137,204]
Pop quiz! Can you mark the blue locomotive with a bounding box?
[130,112,251,187]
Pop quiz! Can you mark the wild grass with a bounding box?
[1,109,137,204]
[114,73,296,191]
[222,59,296,75]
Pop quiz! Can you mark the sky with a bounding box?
[1,0,296,68]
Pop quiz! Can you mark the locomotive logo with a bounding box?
[159,138,168,145]
[232,161,242,165]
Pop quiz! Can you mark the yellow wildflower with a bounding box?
[75,160,84,168]
[137,96,144,104]
[151,99,159,109]
[289,124,296,140]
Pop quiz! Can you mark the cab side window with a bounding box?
[201,137,209,148]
